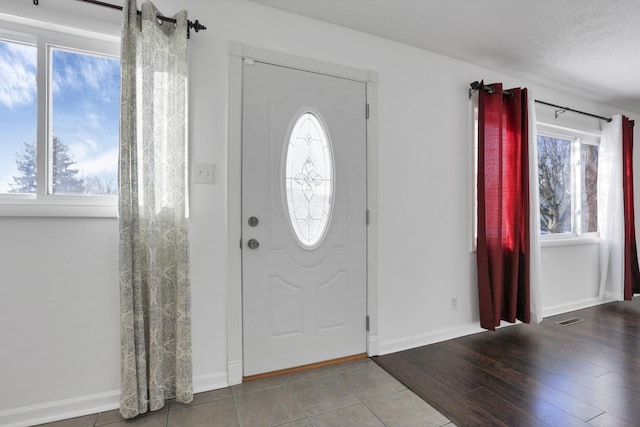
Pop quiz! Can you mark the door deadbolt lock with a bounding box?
[247,239,260,249]
[248,216,259,227]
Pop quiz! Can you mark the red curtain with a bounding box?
[477,83,530,331]
[622,117,640,300]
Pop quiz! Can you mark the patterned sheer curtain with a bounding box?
[118,0,192,418]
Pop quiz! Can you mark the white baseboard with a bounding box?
[542,296,614,318]
[378,296,618,357]
[378,323,486,355]
[0,390,120,427]
[227,359,243,386]
[1,371,230,427]
[193,371,229,393]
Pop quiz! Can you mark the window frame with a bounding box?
[537,122,601,243]
[0,20,120,217]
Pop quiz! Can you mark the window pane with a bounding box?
[285,112,333,248]
[0,40,37,194]
[51,48,120,195]
[581,144,598,233]
[538,135,572,234]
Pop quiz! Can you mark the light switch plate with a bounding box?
[192,162,215,184]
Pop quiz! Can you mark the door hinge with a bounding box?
[365,103,370,119]
[239,238,242,249]
[366,315,370,332]
[366,209,370,226]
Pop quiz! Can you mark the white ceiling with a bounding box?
[248,0,640,114]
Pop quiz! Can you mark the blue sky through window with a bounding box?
[0,39,120,194]
[0,39,37,193]
[52,48,120,194]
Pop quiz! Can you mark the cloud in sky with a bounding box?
[0,41,37,109]
[1,41,120,193]
[51,49,120,182]
[55,105,118,175]
[73,147,118,176]
[51,49,120,103]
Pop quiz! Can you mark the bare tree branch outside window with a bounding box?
[581,144,598,233]
[538,136,572,234]
[537,134,598,235]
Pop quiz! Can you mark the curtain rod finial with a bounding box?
[187,19,207,39]
[470,81,482,91]
[191,20,207,32]
[469,81,483,98]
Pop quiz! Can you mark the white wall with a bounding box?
[1,0,639,425]
[540,243,601,315]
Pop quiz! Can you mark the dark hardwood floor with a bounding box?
[373,299,640,426]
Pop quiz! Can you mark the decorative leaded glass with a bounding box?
[285,112,333,248]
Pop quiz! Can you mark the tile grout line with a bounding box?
[230,390,242,427]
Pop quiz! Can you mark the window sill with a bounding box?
[540,236,600,248]
[0,202,117,218]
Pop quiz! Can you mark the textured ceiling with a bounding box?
[248,0,640,114]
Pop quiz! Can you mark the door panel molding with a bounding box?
[226,42,378,385]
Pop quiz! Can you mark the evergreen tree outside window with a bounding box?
[10,142,36,194]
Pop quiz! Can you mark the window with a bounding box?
[537,124,600,238]
[0,24,120,214]
[0,39,37,194]
[50,47,120,195]
[285,111,334,249]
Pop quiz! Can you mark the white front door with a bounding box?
[241,60,367,376]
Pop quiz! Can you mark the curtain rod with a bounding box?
[534,100,612,123]
[75,0,207,38]
[469,81,612,123]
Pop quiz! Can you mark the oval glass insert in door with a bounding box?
[284,111,334,249]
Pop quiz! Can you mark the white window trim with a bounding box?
[541,236,601,248]
[537,122,601,244]
[0,19,119,218]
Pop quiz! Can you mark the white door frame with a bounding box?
[226,42,379,385]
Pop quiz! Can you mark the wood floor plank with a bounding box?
[587,411,638,427]
[540,315,640,368]
[414,386,511,427]
[374,351,460,397]
[400,343,484,393]
[373,299,640,427]
[537,318,640,389]
[455,330,603,390]
[443,341,604,422]
[439,342,590,426]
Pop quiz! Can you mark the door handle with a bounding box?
[247,239,260,249]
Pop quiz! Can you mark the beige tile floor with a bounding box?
[37,359,455,427]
